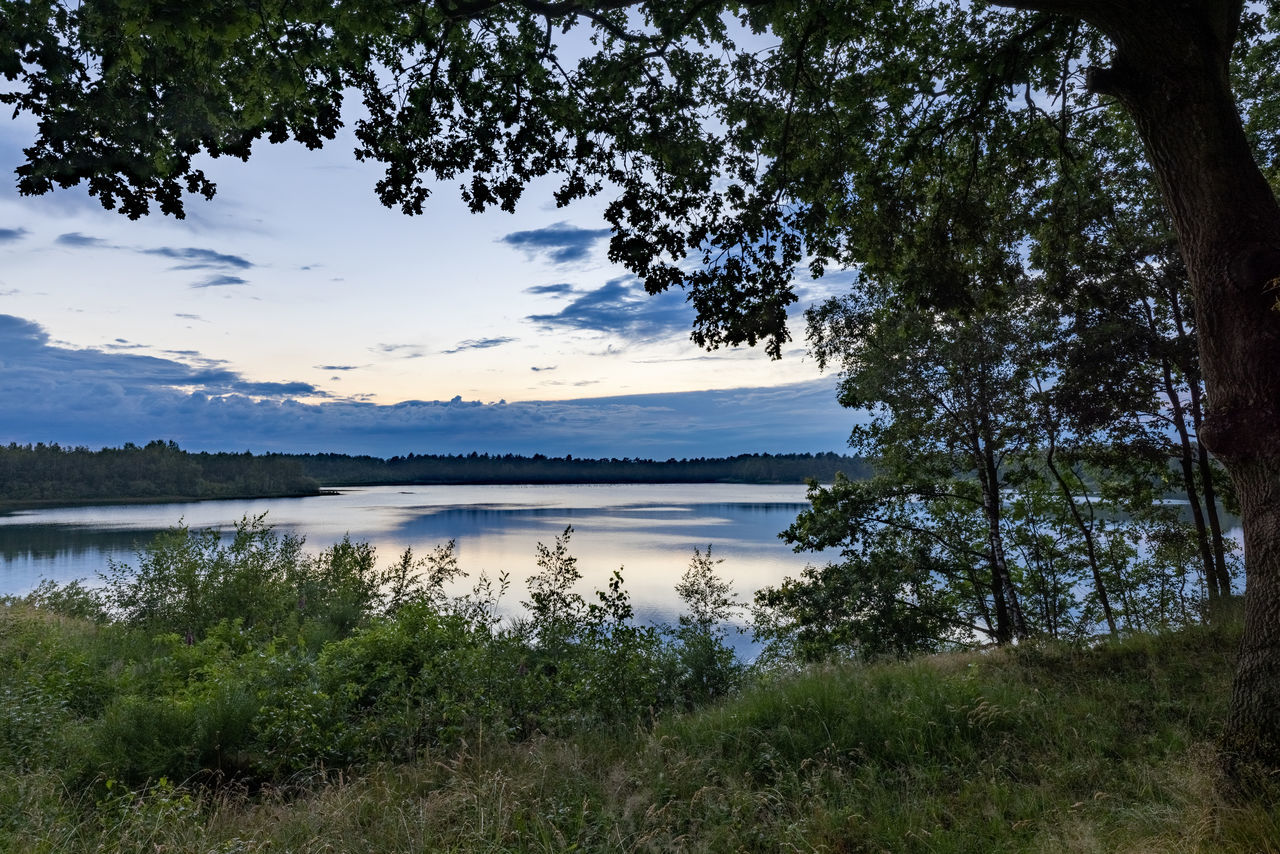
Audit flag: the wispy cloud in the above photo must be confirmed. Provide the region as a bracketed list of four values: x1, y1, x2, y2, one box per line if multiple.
[374, 343, 425, 359]
[442, 336, 516, 355]
[526, 276, 693, 342]
[525, 283, 575, 297]
[542, 379, 601, 388]
[234, 380, 321, 396]
[530, 365, 557, 372]
[501, 222, 610, 265]
[191, 275, 249, 289]
[49, 236, 257, 286]
[0, 227, 28, 244]
[631, 354, 741, 365]
[174, 313, 206, 322]
[55, 232, 110, 248]
[144, 246, 253, 270]
[316, 364, 360, 371]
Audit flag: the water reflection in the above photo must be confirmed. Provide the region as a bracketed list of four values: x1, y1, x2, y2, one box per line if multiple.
[0, 523, 166, 561]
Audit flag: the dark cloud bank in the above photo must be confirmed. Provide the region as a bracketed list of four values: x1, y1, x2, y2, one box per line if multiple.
[0, 314, 853, 457]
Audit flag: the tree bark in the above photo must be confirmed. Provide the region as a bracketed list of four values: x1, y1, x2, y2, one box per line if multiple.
[1080, 1, 1280, 779]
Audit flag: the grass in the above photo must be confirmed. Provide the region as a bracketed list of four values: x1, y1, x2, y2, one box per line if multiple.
[4, 612, 1277, 853]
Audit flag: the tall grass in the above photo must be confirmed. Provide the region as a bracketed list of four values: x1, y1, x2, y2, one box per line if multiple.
[2, 518, 1275, 851]
[4, 616, 1276, 852]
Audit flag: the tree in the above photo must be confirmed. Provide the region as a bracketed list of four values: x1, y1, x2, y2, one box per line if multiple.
[806, 279, 1046, 645]
[4, 0, 1280, 781]
[1031, 103, 1240, 613]
[792, 271, 1214, 648]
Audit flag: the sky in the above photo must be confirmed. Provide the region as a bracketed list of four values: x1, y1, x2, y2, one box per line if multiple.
[0, 109, 857, 458]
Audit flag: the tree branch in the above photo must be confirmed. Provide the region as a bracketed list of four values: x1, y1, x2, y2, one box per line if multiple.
[436, 0, 650, 43]
[985, 0, 1117, 15]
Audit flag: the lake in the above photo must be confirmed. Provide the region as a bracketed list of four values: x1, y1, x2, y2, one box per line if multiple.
[0, 483, 826, 652]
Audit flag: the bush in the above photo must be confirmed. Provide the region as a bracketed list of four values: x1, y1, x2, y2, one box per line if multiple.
[673, 546, 743, 706]
[97, 516, 434, 648]
[3, 520, 756, 792]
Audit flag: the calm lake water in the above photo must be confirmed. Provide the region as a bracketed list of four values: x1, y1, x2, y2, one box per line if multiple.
[0, 484, 825, 650]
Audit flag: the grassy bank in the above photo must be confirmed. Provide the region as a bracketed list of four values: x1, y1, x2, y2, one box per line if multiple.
[4, 610, 1276, 853]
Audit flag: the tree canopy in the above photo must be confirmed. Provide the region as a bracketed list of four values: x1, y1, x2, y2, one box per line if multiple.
[7, 0, 1280, 781]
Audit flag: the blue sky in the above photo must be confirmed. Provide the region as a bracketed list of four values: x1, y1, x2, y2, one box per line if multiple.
[0, 114, 856, 458]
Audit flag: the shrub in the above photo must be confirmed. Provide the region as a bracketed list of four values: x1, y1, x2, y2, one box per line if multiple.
[673, 546, 743, 706]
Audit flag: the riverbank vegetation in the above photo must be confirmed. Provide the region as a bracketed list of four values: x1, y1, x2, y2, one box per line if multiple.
[2, 517, 1275, 852]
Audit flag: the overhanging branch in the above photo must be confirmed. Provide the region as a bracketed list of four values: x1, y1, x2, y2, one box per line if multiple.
[436, 0, 650, 43]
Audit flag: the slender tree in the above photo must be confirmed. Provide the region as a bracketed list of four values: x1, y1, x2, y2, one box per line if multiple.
[805, 280, 1048, 644]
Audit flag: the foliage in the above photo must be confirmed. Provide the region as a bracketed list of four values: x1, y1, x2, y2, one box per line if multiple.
[766, 255, 1240, 655]
[0, 517, 743, 789]
[11, 1, 1263, 356]
[4, 0, 1278, 778]
[753, 540, 959, 664]
[0, 440, 318, 508]
[1, 576, 108, 622]
[4, 617, 1274, 853]
[671, 547, 743, 705]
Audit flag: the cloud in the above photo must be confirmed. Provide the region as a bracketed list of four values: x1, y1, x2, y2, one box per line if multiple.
[374, 343, 425, 359]
[525, 283, 575, 296]
[55, 232, 109, 248]
[48, 234, 253, 272]
[234, 380, 324, 397]
[0, 227, 28, 244]
[500, 222, 610, 264]
[526, 276, 694, 341]
[174, 313, 206, 322]
[0, 314, 855, 457]
[0, 314, 319, 403]
[795, 268, 858, 303]
[543, 379, 600, 387]
[144, 246, 253, 270]
[632, 354, 738, 364]
[316, 364, 360, 371]
[40, 234, 258, 289]
[530, 365, 557, 372]
[191, 275, 249, 289]
[442, 336, 517, 355]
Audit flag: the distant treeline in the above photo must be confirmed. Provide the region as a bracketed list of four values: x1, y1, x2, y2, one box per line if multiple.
[0, 443, 868, 510]
[276, 451, 870, 486]
[0, 441, 320, 507]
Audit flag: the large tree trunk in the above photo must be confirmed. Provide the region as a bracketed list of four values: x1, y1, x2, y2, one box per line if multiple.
[1083, 2, 1280, 780]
